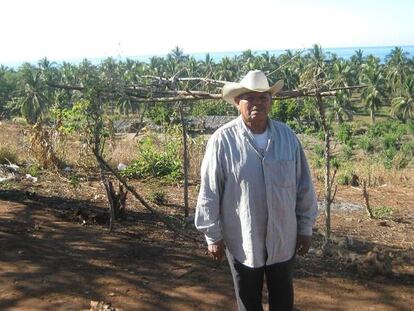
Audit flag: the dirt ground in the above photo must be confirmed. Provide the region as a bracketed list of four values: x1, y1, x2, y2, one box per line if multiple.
[0, 170, 413, 311]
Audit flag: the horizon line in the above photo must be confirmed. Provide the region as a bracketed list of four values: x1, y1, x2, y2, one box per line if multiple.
[3, 44, 414, 68]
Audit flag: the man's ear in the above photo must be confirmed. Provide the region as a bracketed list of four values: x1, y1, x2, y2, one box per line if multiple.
[234, 97, 240, 106]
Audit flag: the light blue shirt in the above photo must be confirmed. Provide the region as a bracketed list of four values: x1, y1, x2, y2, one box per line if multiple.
[195, 116, 318, 267]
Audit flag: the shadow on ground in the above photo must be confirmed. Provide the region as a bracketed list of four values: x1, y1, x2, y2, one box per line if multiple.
[0, 189, 413, 310]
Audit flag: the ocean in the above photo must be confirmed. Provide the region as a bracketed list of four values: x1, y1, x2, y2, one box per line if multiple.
[189, 46, 414, 62]
[4, 46, 414, 68]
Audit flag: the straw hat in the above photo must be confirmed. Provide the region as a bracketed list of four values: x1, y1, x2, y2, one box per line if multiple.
[222, 70, 284, 106]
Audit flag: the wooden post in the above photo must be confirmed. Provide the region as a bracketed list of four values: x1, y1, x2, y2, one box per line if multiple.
[94, 94, 116, 231]
[315, 92, 332, 243]
[362, 180, 374, 218]
[179, 102, 189, 218]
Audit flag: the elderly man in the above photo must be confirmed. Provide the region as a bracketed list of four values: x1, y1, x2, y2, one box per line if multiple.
[195, 70, 318, 311]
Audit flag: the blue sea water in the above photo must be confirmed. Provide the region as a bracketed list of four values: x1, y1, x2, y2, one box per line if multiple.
[4, 46, 414, 68]
[186, 46, 414, 63]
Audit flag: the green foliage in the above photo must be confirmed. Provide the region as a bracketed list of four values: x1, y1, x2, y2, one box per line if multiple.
[381, 147, 398, 169]
[336, 173, 350, 185]
[286, 120, 305, 133]
[121, 135, 183, 182]
[358, 136, 376, 153]
[339, 145, 353, 161]
[26, 163, 41, 177]
[336, 123, 353, 146]
[313, 144, 325, 158]
[270, 99, 299, 123]
[51, 100, 90, 134]
[331, 156, 340, 170]
[381, 133, 399, 150]
[191, 100, 237, 117]
[367, 119, 407, 139]
[68, 172, 81, 189]
[391, 142, 414, 169]
[372, 205, 394, 219]
[146, 104, 175, 125]
[149, 189, 167, 205]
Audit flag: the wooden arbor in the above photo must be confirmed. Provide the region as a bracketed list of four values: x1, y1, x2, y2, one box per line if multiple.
[49, 75, 365, 242]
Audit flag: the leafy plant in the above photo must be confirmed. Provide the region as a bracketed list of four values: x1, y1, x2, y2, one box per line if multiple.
[372, 205, 394, 219]
[26, 163, 41, 177]
[149, 189, 167, 205]
[336, 123, 353, 146]
[339, 145, 353, 161]
[336, 173, 350, 185]
[358, 136, 376, 154]
[68, 172, 81, 189]
[121, 135, 183, 182]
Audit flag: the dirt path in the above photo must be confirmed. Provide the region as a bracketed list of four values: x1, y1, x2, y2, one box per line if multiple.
[0, 189, 413, 310]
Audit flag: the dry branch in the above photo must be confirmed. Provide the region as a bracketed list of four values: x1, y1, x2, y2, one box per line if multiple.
[48, 81, 367, 103]
[93, 152, 199, 242]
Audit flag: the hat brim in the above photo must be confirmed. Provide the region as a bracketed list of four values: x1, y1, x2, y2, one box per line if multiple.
[222, 80, 284, 106]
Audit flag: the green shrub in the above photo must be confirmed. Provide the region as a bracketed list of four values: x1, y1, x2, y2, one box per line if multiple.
[340, 145, 353, 161]
[408, 120, 414, 135]
[358, 136, 376, 154]
[382, 133, 399, 150]
[313, 144, 324, 158]
[270, 99, 299, 123]
[367, 119, 407, 139]
[331, 156, 340, 170]
[121, 135, 183, 182]
[391, 142, 414, 169]
[336, 123, 353, 146]
[26, 163, 41, 177]
[286, 120, 304, 133]
[337, 173, 350, 185]
[372, 205, 394, 219]
[68, 172, 81, 189]
[149, 189, 167, 205]
[382, 147, 397, 169]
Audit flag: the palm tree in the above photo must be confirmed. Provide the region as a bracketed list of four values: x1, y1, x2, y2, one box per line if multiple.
[391, 75, 414, 121]
[16, 64, 49, 124]
[330, 59, 351, 88]
[349, 49, 366, 85]
[300, 44, 327, 88]
[359, 56, 385, 124]
[385, 47, 408, 96]
[328, 91, 353, 123]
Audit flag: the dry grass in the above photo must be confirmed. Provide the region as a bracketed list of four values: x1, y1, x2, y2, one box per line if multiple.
[1, 121, 412, 190]
[105, 133, 139, 167]
[0, 121, 29, 164]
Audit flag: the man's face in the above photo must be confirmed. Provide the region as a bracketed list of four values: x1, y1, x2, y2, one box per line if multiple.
[235, 91, 272, 128]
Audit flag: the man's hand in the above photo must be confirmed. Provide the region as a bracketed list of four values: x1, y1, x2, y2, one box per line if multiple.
[208, 240, 225, 261]
[296, 234, 312, 256]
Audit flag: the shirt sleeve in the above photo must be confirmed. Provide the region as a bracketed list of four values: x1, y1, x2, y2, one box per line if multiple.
[295, 138, 318, 236]
[194, 134, 224, 245]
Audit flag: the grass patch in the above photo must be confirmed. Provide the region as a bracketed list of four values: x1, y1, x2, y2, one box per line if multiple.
[372, 205, 394, 219]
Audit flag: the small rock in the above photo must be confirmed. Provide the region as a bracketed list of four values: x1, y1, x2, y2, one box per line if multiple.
[25, 174, 38, 182]
[117, 163, 127, 171]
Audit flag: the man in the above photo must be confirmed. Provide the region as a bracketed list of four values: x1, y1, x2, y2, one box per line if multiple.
[195, 70, 318, 311]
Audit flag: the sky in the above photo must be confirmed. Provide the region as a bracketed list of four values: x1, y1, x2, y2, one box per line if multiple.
[1, 0, 414, 63]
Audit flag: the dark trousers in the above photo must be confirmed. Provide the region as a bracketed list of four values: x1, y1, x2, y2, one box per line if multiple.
[226, 250, 294, 311]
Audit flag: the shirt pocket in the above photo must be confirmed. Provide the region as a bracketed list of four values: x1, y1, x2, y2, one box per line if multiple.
[268, 160, 296, 188]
